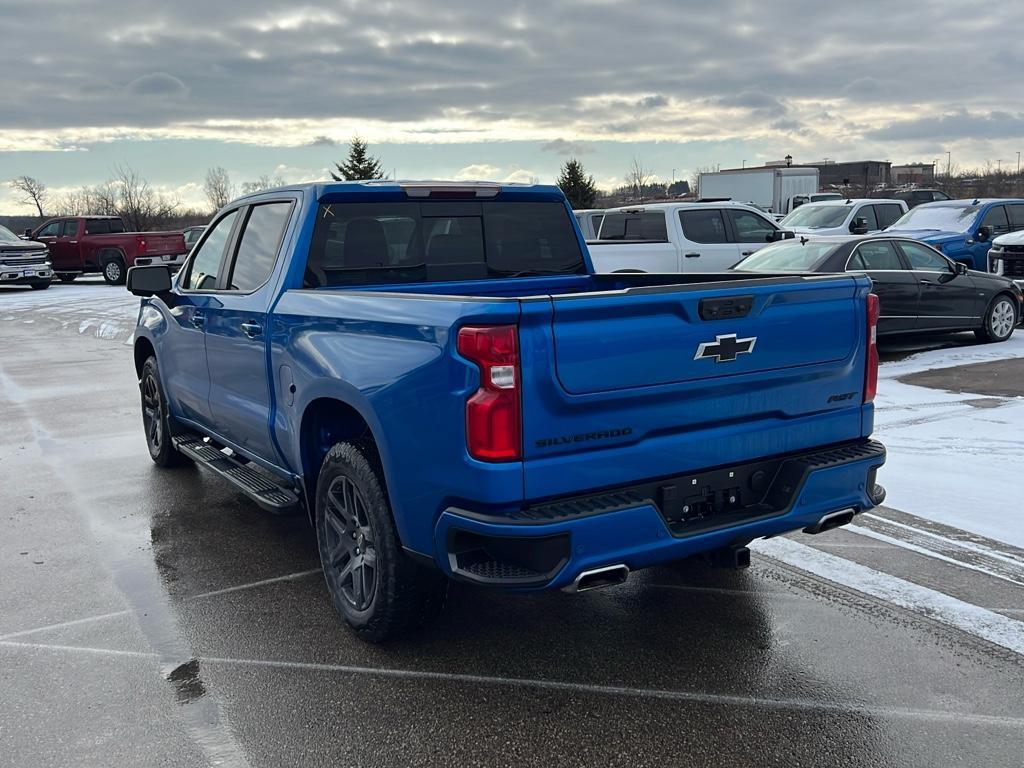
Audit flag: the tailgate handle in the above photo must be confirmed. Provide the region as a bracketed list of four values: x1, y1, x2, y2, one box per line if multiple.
[699, 295, 753, 321]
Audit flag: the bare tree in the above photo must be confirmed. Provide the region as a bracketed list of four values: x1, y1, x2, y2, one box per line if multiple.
[628, 157, 654, 199]
[203, 166, 235, 211]
[690, 165, 716, 196]
[240, 174, 287, 195]
[112, 165, 179, 230]
[8, 176, 48, 216]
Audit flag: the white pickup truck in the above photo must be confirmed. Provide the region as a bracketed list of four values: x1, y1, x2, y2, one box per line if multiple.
[587, 201, 787, 272]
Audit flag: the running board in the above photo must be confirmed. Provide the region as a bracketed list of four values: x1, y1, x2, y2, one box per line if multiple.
[173, 433, 301, 513]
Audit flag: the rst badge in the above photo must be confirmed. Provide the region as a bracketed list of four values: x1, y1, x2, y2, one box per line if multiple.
[694, 333, 757, 363]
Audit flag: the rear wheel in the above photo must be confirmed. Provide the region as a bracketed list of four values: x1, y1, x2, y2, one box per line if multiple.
[315, 442, 447, 642]
[102, 256, 126, 285]
[140, 356, 187, 467]
[975, 295, 1017, 343]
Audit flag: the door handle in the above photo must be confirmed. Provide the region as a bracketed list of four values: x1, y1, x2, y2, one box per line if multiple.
[241, 321, 263, 338]
[684, 252, 701, 258]
[190, 311, 205, 329]
[741, 250, 753, 256]
[919, 279, 933, 285]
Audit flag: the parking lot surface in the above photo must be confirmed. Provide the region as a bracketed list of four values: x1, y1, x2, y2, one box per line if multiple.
[2, 280, 1023, 767]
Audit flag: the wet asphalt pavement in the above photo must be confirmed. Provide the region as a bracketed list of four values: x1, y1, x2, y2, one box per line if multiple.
[2, 280, 1023, 768]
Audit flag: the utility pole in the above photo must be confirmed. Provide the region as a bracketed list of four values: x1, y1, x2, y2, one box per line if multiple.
[946, 151, 951, 177]
[1017, 151, 1021, 175]
[742, 159, 746, 169]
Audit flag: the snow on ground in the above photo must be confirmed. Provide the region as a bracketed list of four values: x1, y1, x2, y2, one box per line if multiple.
[0, 279, 140, 343]
[872, 335, 1024, 549]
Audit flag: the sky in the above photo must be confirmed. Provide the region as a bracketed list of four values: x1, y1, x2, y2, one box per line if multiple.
[2, 0, 1024, 213]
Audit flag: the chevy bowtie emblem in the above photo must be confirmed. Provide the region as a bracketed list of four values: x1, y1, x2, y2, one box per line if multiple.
[694, 333, 757, 363]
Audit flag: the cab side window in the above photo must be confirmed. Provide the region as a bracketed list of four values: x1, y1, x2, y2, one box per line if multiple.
[856, 205, 879, 231]
[981, 206, 1010, 237]
[679, 209, 729, 243]
[900, 241, 949, 272]
[225, 202, 293, 292]
[60, 220, 78, 237]
[728, 209, 777, 243]
[875, 204, 903, 229]
[183, 210, 239, 290]
[1007, 204, 1024, 232]
[37, 221, 62, 238]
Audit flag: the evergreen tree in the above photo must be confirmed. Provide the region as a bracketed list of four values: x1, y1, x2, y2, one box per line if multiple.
[556, 158, 598, 208]
[331, 137, 387, 181]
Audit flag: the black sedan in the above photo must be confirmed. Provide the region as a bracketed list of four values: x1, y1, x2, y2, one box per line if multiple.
[733, 235, 1023, 342]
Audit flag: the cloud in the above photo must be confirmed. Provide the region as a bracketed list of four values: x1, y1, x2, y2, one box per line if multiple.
[124, 73, 188, 98]
[715, 91, 786, 117]
[635, 95, 668, 110]
[540, 138, 595, 155]
[866, 110, 1024, 142]
[455, 164, 501, 179]
[308, 135, 338, 147]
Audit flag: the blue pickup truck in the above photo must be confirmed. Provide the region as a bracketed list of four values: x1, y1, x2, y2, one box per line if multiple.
[885, 198, 1024, 270]
[127, 181, 886, 642]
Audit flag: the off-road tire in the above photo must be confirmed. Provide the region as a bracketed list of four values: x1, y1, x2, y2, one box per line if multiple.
[315, 442, 447, 642]
[140, 356, 188, 467]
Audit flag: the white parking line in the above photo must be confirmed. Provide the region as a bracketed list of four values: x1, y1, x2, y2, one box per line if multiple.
[1, 638, 1021, 728]
[0, 568, 321, 642]
[846, 524, 1024, 587]
[756, 537, 1024, 656]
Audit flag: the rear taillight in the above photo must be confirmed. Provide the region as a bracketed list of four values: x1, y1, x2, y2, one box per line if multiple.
[138, 237, 147, 253]
[864, 293, 879, 404]
[457, 325, 522, 461]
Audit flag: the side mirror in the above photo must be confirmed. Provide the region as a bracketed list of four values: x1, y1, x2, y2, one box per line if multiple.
[850, 217, 869, 235]
[954, 262, 968, 276]
[126, 265, 172, 297]
[766, 230, 782, 242]
[977, 225, 991, 242]
[23, 228, 33, 238]
[782, 230, 796, 240]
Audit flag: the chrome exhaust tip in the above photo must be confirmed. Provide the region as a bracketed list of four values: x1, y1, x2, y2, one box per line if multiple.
[563, 564, 630, 593]
[803, 507, 856, 535]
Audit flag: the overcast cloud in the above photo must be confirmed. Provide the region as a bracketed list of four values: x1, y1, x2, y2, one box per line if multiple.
[2, 0, 1024, 210]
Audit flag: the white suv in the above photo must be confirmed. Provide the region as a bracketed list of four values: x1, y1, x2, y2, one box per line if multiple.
[779, 198, 908, 236]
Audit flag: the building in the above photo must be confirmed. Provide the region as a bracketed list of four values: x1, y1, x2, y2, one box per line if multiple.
[891, 163, 936, 185]
[805, 160, 891, 192]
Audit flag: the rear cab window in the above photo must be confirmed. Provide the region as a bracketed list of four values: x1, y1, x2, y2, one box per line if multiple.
[304, 201, 585, 288]
[679, 209, 728, 243]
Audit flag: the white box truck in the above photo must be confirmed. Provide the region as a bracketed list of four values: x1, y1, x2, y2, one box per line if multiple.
[697, 167, 839, 217]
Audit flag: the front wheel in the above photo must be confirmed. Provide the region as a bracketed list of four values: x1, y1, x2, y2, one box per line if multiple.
[140, 356, 188, 467]
[975, 295, 1017, 343]
[57, 273, 77, 283]
[315, 442, 447, 642]
[30, 281, 51, 290]
[102, 257, 126, 285]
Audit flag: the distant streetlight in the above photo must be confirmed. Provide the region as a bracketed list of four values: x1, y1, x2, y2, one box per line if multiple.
[785, 154, 793, 167]
[1017, 151, 1021, 175]
[742, 159, 746, 168]
[946, 151, 951, 177]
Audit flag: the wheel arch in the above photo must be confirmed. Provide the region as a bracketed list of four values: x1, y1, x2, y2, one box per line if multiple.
[133, 336, 156, 378]
[97, 247, 127, 266]
[298, 397, 383, 523]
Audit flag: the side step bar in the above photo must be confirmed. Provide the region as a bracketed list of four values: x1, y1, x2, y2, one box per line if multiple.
[173, 433, 301, 514]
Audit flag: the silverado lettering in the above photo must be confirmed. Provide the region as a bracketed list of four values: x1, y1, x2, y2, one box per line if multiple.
[535, 428, 633, 448]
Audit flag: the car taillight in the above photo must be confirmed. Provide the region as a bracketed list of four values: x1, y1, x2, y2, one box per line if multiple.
[457, 325, 522, 461]
[138, 237, 147, 253]
[864, 293, 879, 404]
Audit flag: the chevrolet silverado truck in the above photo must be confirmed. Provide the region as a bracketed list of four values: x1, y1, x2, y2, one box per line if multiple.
[29, 215, 188, 285]
[0, 224, 52, 289]
[126, 180, 886, 642]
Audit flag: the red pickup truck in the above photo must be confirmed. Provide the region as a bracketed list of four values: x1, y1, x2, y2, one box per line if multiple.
[28, 216, 188, 285]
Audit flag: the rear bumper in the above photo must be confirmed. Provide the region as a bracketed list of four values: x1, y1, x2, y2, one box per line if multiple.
[434, 439, 885, 590]
[134, 253, 187, 268]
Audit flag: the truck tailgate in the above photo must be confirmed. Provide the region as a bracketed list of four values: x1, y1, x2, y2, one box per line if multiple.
[519, 275, 870, 499]
[140, 232, 186, 255]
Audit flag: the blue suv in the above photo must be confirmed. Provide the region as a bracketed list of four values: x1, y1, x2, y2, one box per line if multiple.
[885, 198, 1024, 271]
